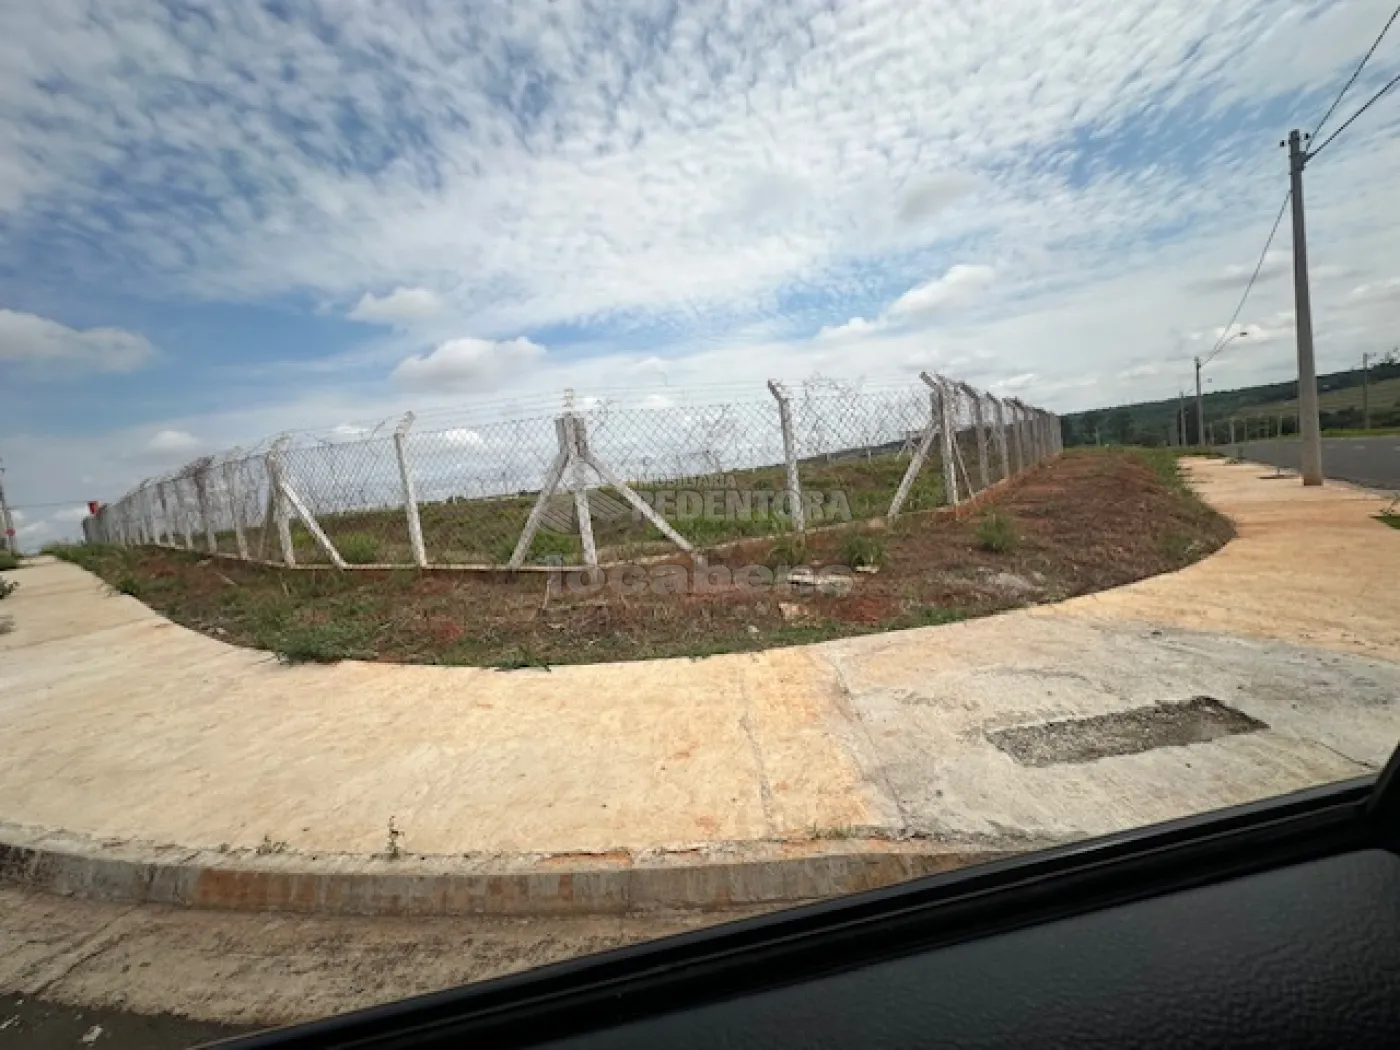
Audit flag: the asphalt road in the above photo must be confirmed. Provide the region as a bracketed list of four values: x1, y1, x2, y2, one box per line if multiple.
[0, 994, 255, 1049]
[1224, 437, 1400, 489]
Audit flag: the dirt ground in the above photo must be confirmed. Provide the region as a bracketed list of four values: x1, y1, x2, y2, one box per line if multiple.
[54, 450, 1232, 666]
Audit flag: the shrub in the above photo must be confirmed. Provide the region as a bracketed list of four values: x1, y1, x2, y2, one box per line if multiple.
[976, 510, 1019, 554]
[337, 533, 383, 566]
[766, 534, 808, 568]
[0, 575, 17, 600]
[0, 552, 18, 571]
[839, 531, 887, 568]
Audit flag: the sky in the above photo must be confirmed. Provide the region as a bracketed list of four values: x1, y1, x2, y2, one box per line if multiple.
[2, 0, 1400, 547]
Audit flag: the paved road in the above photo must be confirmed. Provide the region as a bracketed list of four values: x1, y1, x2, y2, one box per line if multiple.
[1225, 436, 1400, 489]
[0, 993, 253, 1049]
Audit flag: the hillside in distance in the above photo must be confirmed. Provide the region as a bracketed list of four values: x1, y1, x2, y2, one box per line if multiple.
[1063, 353, 1400, 446]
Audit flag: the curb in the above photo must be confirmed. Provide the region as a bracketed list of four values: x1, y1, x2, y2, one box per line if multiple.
[0, 822, 1013, 917]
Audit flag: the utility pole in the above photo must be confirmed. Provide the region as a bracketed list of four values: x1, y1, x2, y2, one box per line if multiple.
[1362, 352, 1371, 430]
[1178, 390, 1187, 448]
[1286, 129, 1323, 485]
[0, 458, 16, 556]
[1194, 356, 1205, 447]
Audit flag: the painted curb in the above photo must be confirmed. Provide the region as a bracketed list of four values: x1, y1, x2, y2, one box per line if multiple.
[0, 822, 1015, 917]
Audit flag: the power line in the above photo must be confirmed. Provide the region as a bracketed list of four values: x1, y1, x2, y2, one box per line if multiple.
[1309, 68, 1400, 158]
[1203, 190, 1292, 366]
[1309, 3, 1400, 137]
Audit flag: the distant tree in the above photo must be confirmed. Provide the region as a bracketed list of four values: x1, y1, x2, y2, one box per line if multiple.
[1105, 409, 1133, 444]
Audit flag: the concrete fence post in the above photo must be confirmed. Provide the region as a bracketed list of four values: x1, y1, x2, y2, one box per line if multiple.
[265, 440, 295, 567]
[768, 380, 805, 534]
[222, 454, 249, 560]
[1008, 401, 1026, 474]
[192, 459, 217, 553]
[509, 417, 573, 569]
[990, 397, 1011, 481]
[921, 372, 959, 506]
[965, 384, 989, 492]
[392, 413, 428, 568]
[568, 414, 599, 568]
[888, 383, 941, 520]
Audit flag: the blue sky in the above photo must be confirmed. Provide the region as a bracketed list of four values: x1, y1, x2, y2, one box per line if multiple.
[3, 0, 1400, 545]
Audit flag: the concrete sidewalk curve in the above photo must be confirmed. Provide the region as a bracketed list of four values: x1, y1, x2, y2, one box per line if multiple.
[1, 458, 1398, 914]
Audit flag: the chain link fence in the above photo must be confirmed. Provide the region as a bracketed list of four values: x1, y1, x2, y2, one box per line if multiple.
[91, 373, 1062, 569]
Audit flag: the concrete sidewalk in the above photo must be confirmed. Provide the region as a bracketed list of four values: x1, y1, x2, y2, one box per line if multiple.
[1, 458, 1397, 914]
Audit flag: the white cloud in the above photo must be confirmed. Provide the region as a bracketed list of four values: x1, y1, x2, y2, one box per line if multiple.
[348, 287, 443, 326]
[49, 505, 90, 522]
[438, 428, 486, 449]
[817, 316, 882, 341]
[146, 429, 201, 454]
[1349, 278, 1400, 304]
[0, 309, 154, 376]
[640, 393, 675, 409]
[392, 337, 546, 391]
[887, 266, 997, 321]
[331, 423, 370, 438]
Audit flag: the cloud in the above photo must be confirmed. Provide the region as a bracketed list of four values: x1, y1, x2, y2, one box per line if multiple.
[0, 309, 154, 376]
[640, 393, 675, 409]
[392, 337, 546, 391]
[887, 266, 997, 321]
[1349, 278, 1400, 304]
[1188, 250, 1292, 292]
[348, 287, 443, 326]
[146, 429, 201, 454]
[438, 428, 486, 449]
[49, 505, 91, 522]
[331, 423, 370, 438]
[817, 316, 882, 341]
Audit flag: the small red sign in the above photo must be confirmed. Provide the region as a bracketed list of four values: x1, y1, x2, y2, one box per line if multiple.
[88, 501, 100, 515]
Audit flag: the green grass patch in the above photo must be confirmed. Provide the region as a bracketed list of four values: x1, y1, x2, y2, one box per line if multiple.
[976, 510, 1019, 553]
[1377, 515, 1400, 531]
[839, 531, 887, 569]
[0, 552, 19, 571]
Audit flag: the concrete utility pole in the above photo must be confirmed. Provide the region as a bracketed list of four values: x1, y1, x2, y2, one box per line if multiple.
[1178, 390, 1187, 448]
[1286, 129, 1324, 485]
[0, 458, 16, 556]
[1362, 352, 1371, 430]
[1194, 356, 1205, 446]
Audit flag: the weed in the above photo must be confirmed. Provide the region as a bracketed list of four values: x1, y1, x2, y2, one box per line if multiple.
[839, 531, 887, 568]
[765, 534, 808, 568]
[976, 510, 1019, 553]
[1159, 532, 1201, 563]
[255, 834, 289, 855]
[384, 817, 404, 860]
[915, 605, 968, 626]
[0, 552, 19, 571]
[337, 533, 383, 565]
[0, 576, 16, 601]
[1379, 515, 1400, 531]
[0, 615, 13, 634]
[270, 622, 372, 664]
[810, 823, 864, 840]
[109, 575, 143, 598]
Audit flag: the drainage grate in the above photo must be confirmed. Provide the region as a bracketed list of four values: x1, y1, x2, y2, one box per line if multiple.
[987, 696, 1267, 767]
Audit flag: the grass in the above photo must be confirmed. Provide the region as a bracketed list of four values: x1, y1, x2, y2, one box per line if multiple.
[53, 450, 1232, 667]
[976, 510, 1019, 553]
[839, 531, 887, 569]
[0, 552, 19, 571]
[337, 533, 383, 565]
[1378, 515, 1400, 531]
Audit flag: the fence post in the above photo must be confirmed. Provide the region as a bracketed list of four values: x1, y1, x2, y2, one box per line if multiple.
[922, 373, 959, 506]
[768, 380, 805, 534]
[990, 397, 1011, 481]
[392, 413, 428, 568]
[568, 413, 598, 567]
[1008, 401, 1026, 473]
[965, 383, 989, 492]
[222, 454, 249, 560]
[192, 458, 217, 553]
[266, 440, 295, 567]
[509, 417, 573, 569]
[888, 384, 941, 520]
